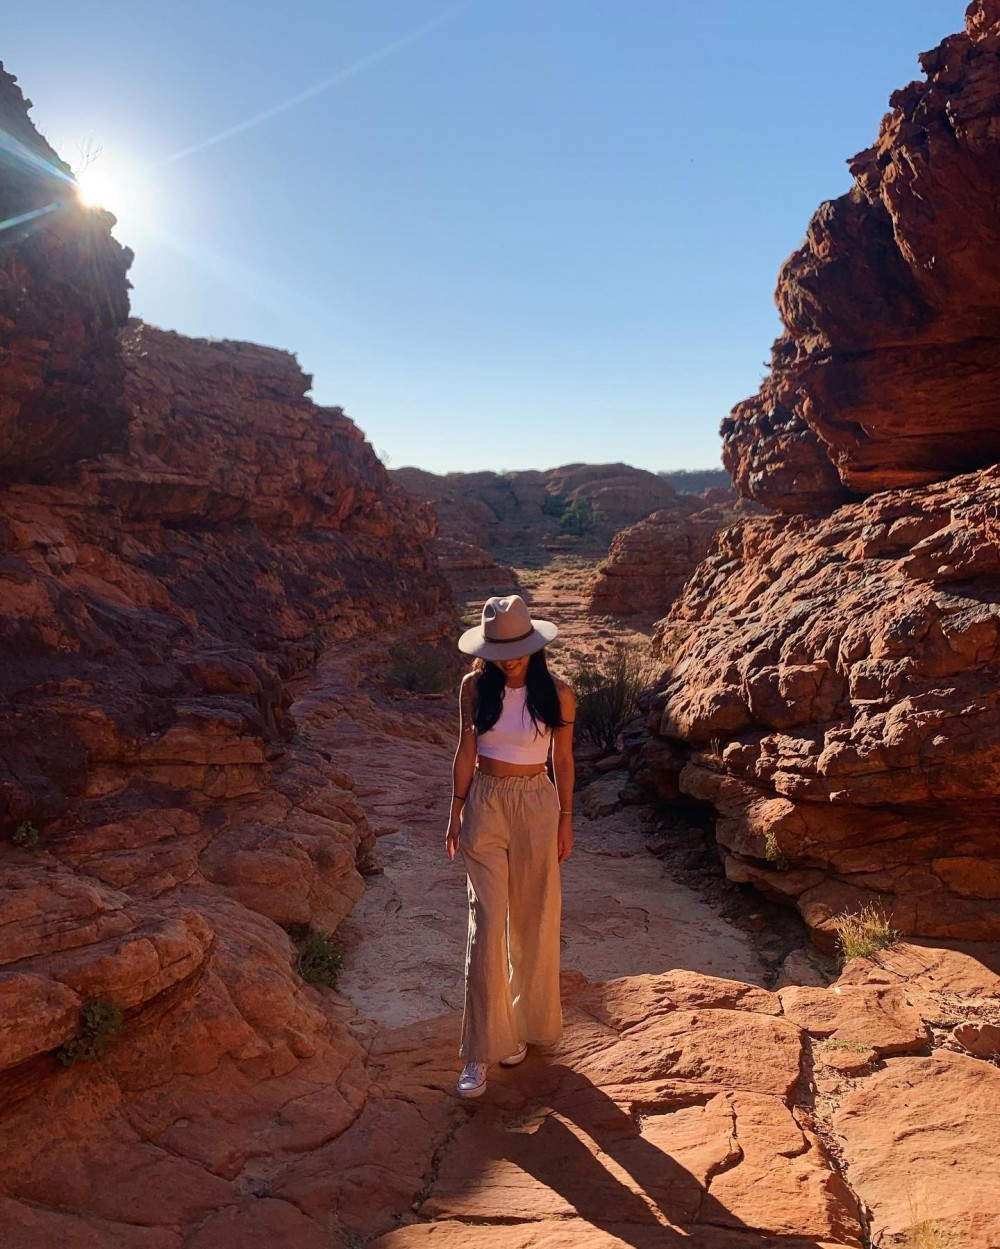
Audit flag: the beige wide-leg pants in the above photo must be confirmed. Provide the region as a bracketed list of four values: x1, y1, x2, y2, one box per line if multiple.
[459, 770, 563, 1063]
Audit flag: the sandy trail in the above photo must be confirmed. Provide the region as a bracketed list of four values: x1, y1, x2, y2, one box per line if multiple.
[296, 562, 766, 1033]
[283, 564, 1000, 1248]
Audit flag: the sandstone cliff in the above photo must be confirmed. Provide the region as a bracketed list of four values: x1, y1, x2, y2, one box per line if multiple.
[724, 0, 1000, 512]
[0, 65, 132, 478]
[0, 64, 451, 1245]
[641, 466, 1000, 948]
[636, 0, 1000, 946]
[588, 495, 763, 618]
[394, 462, 674, 554]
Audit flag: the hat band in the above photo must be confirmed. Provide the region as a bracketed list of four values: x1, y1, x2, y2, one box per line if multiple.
[483, 625, 535, 645]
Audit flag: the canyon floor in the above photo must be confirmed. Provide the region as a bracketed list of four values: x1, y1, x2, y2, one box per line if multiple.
[285, 556, 1000, 1249]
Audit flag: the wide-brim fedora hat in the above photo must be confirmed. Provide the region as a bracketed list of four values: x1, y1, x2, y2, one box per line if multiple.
[458, 594, 557, 660]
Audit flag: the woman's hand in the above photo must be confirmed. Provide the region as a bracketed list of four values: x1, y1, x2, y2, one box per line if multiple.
[557, 811, 573, 864]
[446, 812, 462, 861]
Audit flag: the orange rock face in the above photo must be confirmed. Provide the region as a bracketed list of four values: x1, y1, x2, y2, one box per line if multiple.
[0, 315, 450, 1234]
[630, 2, 1000, 944]
[724, 0, 1000, 512]
[0, 66, 132, 480]
[637, 465, 1000, 945]
[0, 69, 452, 1245]
[588, 494, 763, 618]
[392, 462, 684, 556]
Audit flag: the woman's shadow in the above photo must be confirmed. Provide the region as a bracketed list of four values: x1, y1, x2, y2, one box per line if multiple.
[451, 1064, 834, 1249]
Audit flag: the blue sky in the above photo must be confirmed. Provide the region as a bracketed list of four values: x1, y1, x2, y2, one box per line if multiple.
[6, 0, 963, 474]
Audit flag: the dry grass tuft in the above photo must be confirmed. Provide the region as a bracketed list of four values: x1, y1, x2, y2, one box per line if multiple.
[905, 1218, 948, 1248]
[834, 903, 900, 965]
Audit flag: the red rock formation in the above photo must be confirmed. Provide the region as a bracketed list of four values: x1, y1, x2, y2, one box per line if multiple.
[0, 65, 132, 479]
[637, 464, 1000, 947]
[0, 72, 453, 1243]
[724, 0, 1000, 512]
[0, 316, 451, 1236]
[392, 462, 682, 559]
[588, 495, 763, 618]
[631, 2, 1000, 945]
[2, 321, 445, 830]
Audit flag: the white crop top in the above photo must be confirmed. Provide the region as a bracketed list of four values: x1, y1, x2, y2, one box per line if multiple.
[476, 685, 552, 765]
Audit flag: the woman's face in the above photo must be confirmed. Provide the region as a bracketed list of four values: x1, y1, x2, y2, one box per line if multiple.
[494, 653, 531, 684]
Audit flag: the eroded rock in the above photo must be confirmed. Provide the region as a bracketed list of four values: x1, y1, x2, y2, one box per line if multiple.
[640, 465, 1000, 943]
[724, 0, 1000, 510]
[588, 496, 764, 618]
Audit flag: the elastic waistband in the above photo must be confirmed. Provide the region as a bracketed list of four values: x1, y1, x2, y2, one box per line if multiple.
[472, 769, 551, 792]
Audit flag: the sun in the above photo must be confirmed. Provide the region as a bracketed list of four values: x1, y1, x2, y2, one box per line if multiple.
[71, 152, 149, 236]
[74, 163, 122, 211]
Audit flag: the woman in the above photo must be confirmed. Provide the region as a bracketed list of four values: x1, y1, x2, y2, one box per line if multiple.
[446, 593, 575, 1099]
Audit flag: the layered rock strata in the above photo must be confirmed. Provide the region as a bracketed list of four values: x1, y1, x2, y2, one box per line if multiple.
[392, 463, 683, 566]
[635, 1, 1000, 944]
[724, 0, 1000, 512]
[0, 66, 452, 1245]
[0, 65, 132, 478]
[588, 496, 762, 618]
[638, 465, 1000, 946]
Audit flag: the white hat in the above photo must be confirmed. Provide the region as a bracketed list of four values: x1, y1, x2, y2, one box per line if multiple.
[457, 594, 558, 659]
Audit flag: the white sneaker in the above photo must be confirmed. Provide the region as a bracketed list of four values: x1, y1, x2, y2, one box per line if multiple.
[456, 1061, 488, 1098]
[499, 1042, 528, 1068]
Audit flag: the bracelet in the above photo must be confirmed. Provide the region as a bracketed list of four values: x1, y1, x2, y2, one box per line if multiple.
[452, 794, 467, 803]
[559, 809, 573, 815]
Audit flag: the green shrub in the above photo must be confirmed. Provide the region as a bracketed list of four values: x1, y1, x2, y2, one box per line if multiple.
[296, 928, 343, 988]
[571, 642, 655, 752]
[55, 1000, 125, 1066]
[12, 820, 40, 848]
[834, 904, 900, 965]
[386, 640, 455, 694]
[560, 496, 602, 536]
[542, 491, 568, 518]
[763, 828, 789, 871]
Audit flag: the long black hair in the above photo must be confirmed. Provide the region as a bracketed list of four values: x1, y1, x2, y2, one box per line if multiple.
[472, 650, 566, 735]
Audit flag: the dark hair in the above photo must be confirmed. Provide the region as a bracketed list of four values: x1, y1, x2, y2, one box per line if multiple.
[472, 650, 566, 735]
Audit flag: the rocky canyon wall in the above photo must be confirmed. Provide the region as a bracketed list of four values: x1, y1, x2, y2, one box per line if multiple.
[587, 493, 763, 618]
[0, 65, 132, 477]
[637, 0, 1000, 946]
[724, 0, 1000, 513]
[393, 462, 685, 592]
[0, 64, 450, 1245]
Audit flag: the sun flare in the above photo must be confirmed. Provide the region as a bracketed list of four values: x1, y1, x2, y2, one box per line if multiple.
[74, 164, 122, 211]
[70, 152, 149, 236]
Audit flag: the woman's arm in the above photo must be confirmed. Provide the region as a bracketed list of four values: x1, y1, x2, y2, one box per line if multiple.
[446, 674, 477, 861]
[552, 682, 576, 864]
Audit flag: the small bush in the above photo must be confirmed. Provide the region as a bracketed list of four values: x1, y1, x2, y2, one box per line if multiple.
[386, 640, 455, 694]
[571, 642, 655, 753]
[12, 820, 40, 848]
[762, 828, 790, 871]
[56, 1000, 125, 1066]
[834, 904, 900, 965]
[542, 491, 568, 518]
[560, 496, 602, 536]
[296, 928, 343, 988]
